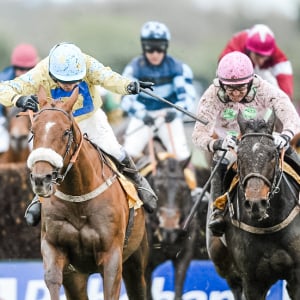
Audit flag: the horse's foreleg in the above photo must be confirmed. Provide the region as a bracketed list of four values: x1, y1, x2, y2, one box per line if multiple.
[122, 231, 148, 300]
[63, 270, 89, 300]
[101, 248, 123, 300]
[41, 239, 68, 300]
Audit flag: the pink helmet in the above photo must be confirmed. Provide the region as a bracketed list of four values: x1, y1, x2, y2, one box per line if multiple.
[11, 43, 39, 68]
[217, 51, 254, 85]
[246, 24, 275, 56]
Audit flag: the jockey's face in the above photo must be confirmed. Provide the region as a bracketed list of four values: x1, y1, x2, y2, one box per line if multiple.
[144, 50, 165, 66]
[249, 52, 270, 67]
[56, 81, 81, 92]
[223, 83, 249, 102]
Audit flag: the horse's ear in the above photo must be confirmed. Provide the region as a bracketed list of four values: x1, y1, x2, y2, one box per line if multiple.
[63, 87, 79, 113]
[237, 110, 247, 134]
[180, 155, 191, 170]
[264, 108, 276, 134]
[37, 85, 48, 108]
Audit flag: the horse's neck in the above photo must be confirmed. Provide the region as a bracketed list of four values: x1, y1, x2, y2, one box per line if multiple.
[59, 141, 108, 194]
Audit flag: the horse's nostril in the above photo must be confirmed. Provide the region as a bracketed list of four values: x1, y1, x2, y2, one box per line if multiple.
[244, 200, 251, 209]
[261, 199, 268, 208]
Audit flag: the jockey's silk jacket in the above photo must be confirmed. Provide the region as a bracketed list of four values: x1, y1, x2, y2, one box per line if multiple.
[219, 29, 294, 99]
[192, 75, 300, 152]
[121, 54, 196, 119]
[0, 54, 131, 122]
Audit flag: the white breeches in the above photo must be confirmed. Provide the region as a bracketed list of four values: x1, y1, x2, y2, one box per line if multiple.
[78, 109, 125, 161]
[123, 112, 190, 161]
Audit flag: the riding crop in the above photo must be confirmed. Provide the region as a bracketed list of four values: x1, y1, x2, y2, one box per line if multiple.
[182, 150, 227, 231]
[140, 87, 208, 125]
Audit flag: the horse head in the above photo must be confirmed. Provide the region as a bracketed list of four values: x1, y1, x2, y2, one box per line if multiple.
[236, 109, 280, 221]
[7, 107, 31, 153]
[150, 153, 192, 245]
[27, 86, 80, 197]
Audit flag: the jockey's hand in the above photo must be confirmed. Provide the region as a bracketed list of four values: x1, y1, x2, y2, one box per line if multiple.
[164, 111, 177, 123]
[16, 95, 39, 112]
[273, 133, 291, 149]
[212, 135, 237, 152]
[142, 114, 155, 126]
[127, 81, 154, 94]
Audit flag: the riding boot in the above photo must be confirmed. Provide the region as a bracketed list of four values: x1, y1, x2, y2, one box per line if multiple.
[208, 207, 226, 237]
[120, 154, 158, 213]
[24, 195, 41, 226]
[208, 158, 228, 236]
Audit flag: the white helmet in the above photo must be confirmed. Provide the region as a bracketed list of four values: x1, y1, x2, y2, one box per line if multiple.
[140, 21, 171, 41]
[49, 42, 86, 82]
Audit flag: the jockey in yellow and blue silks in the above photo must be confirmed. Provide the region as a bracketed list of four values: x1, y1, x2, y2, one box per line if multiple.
[0, 42, 158, 226]
[121, 21, 196, 161]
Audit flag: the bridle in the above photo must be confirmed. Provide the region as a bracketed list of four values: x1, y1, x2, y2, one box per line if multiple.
[237, 132, 283, 201]
[30, 107, 83, 184]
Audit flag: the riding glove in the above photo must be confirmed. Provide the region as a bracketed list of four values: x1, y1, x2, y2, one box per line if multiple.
[164, 111, 177, 123]
[16, 95, 39, 112]
[127, 81, 154, 94]
[273, 133, 291, 149]
[211, 135, 237, 152]
[142, 114, 155, 126]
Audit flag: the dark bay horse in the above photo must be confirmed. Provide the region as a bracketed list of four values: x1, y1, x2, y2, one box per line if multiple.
[207, 110, 300, 300]
[26, 87, 148, 300]
[0, 107, 31, 163]
[144, 151, 208, 300]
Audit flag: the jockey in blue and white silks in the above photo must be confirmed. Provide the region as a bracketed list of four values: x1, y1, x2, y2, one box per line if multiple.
[121, 21, 196, 161]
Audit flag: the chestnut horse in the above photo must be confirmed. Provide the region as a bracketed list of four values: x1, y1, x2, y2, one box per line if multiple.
[0, 107, 31, 163]
[26, 87, 148, 300]
[207, 110, 300, 300]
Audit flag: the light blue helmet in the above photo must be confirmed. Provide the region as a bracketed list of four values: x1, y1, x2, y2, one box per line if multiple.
[49, 42, 86, 82]
[140, 21, 171, 41]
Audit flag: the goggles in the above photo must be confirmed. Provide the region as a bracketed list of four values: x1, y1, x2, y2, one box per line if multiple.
[223, 83, 249, 92]
[13, 66, 33, 71]
[142, 40, 168, 54]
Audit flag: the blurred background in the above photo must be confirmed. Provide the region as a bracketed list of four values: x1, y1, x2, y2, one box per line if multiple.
[0, 0, 300, 106]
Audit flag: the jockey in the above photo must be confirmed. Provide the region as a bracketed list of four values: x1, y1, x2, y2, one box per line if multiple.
[219, 24, 294, 100]
[0, 43, 39, 153]
[192, 51, 300, 236]
[121, 21, 196, 161]
[0, 42, 157, 226]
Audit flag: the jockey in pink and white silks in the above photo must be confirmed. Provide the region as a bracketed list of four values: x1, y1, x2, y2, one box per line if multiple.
[219, 24, 294, 100]
[121, 21, 196, 161]
[192, 51, 300, 237]
[0, 42, 158, 226]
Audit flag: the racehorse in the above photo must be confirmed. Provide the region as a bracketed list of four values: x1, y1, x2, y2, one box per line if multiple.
[143, 151, 208, 300]
[26, 86, 148, 300]
[0, 107, 31, 163]
[207, 109, 300, 300]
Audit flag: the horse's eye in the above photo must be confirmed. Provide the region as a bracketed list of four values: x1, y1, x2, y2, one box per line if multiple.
[63, 129, 71, 137]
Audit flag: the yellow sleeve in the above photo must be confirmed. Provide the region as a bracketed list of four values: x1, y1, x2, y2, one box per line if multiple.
[0, 58, 50, 106]
[85, 55, 131, 95]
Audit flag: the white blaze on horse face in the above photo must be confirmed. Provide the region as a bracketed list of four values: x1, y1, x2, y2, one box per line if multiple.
[252, 143, 260, 153]
[45, 121, 56, 133]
